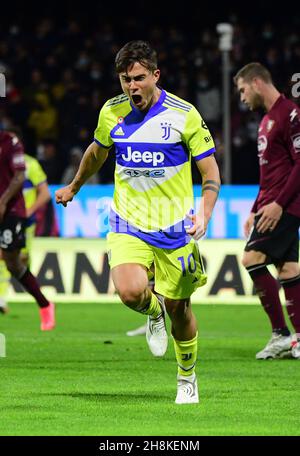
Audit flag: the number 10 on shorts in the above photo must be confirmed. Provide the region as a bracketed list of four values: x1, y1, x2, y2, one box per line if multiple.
[177, 254, 197, 276]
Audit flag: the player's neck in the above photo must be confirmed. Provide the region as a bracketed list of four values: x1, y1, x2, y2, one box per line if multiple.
[263, 86, 281, 112]
[149, 87, 162, 110]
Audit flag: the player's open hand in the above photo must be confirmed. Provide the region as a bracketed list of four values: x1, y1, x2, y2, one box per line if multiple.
[256, 202, 283, 233]
[185, 212, 207, 240]
[55, 185, 76, 207]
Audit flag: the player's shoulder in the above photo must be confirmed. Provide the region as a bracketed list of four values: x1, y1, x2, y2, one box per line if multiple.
[105, 93, 130, 109]
[273, 98, 300, 133]
[163, 91, 194, 113]
[25, 154, 46, 183]
[277, 96, 300, 119]
[24, 153, 34, 164]
[24, 154, 39, 170]
[0, 130, 22, 148]
[281, 96, 299, 108]
[0, 130, 15, 142]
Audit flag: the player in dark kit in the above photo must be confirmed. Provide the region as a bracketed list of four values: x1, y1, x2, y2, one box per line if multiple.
[0, 130, 55, 330]
[234, 63, 300, 359]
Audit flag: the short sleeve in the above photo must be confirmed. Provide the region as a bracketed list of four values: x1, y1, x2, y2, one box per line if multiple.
[10, 134, 26, 171]
[94, 104, 114, 149]
[29, 158, 47, 186]
[182, 107, 216, 161]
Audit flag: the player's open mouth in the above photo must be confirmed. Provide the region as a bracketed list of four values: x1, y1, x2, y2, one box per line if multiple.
[132, 94, 142, 105]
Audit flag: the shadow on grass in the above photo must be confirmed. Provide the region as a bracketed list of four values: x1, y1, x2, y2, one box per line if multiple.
[39, 392, 166, 401]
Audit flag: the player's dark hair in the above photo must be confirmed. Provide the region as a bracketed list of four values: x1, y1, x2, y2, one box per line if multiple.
[115, 40, 157, 73]
[233, 62, 272, 85]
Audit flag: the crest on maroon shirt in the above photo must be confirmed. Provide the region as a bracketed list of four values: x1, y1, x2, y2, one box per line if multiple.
[292, 134, 300, 153]
[258, 135, 268, 152]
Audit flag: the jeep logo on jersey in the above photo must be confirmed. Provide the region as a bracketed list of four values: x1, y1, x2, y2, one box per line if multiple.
[258, 135, 268, 152]
[121, 146, 164, 166]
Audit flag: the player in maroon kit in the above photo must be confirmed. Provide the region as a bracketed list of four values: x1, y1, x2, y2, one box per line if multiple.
[234, 63, 300, 360]
[0, 130, 55, 330]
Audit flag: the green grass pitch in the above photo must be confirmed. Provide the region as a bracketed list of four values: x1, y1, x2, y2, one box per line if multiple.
[0, 302, 300, 436]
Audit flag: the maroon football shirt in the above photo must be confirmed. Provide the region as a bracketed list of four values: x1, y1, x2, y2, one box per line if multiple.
[252, 95, 300, 218]
[0, 131, 26, 218]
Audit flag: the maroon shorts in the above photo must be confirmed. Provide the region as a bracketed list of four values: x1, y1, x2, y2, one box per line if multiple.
[245, 211, 300, 264]
[0, 216, 26, 251]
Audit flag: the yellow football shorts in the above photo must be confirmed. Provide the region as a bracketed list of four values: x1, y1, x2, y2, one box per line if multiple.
[21, 224, 35, 262]
[107, 232, 207, 300]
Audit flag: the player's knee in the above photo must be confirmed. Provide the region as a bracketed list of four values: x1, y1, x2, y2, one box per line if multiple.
[242, 251, 265, 268]
[278, 262, 300, 280]
[165, 299, 191, 322]
[5, 260, 23, 278]
[19, 252, 29, 268]
[241, 255, 251, 268]
[118, 286, 146, 308]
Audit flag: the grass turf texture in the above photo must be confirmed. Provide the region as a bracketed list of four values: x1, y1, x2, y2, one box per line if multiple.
[0, 302, 299, 436]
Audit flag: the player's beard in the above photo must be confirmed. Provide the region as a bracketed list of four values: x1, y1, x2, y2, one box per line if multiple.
[250, 93, 264, 110]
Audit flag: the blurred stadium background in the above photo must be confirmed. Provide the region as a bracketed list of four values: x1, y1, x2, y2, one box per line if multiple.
[1, 1, 299, 304]
[1, 1, 300, 437]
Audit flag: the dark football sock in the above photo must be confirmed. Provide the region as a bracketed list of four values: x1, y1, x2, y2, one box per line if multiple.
[280, 275, 300, 335]
[273, 327, 291, 336]
[18, 268, 50, 308]
[246, 264, 289, 332]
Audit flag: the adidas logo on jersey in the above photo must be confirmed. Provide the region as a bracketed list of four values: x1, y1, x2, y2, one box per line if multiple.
[115, 127, 125, 136]
[121, 146, 165, 167]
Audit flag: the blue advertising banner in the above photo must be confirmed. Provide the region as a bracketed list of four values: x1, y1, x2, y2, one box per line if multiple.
[50, 185, 258, 239]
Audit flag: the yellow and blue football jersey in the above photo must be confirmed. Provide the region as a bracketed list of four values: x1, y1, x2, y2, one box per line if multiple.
[94, 90, 215, 248]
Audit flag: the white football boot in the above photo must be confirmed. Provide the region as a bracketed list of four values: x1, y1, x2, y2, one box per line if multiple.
[256, 333, 292, 359]
[175, 373, 199, 404]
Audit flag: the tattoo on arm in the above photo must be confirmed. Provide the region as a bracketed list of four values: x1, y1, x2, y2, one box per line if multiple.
[202, 180, 220, 195]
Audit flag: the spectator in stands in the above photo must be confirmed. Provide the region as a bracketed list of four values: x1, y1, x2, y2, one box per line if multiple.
[27, 93, 58, 142]
[38, 140, 63, 184]
[0, 8, 299, 184]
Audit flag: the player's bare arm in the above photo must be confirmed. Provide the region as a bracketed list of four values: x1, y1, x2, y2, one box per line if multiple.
[0, 170, 25, 222]
[55, 142, 109, 207]
[186, 154, 220, 240]
[26, 181, 51, 218]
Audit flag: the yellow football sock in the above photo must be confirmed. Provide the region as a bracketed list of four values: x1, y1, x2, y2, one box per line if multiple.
[0, 259, 10, 298]
[142, 292, 161, 318]
[173, 332, 198, 377]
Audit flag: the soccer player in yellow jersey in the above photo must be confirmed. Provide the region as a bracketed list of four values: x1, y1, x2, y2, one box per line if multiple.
[56, 41, 220, 403]
[0, 154, 51, 314]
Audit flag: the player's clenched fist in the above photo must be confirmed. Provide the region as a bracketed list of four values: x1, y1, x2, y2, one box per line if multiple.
[185, 212, 208, 240]
[55, 185, 76, 207]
